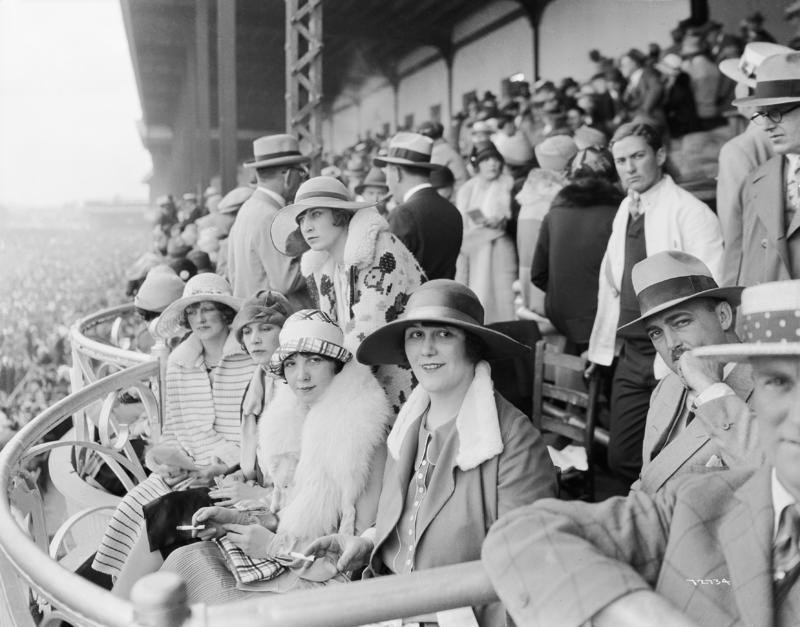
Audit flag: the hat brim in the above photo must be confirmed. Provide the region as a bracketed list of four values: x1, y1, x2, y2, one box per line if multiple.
[356, 315, 531, 366]
[270, 198, 377, 256]
[617, 286, 745, 333]
[154, 293, 242, 339]
[732, 94, 800, 107]
[354, 183, 389, 196]
[693, 341, 800, 362]
[718, 59, 756, 88]
[243, 154, 310, 169]
[372, 156, 439, 170]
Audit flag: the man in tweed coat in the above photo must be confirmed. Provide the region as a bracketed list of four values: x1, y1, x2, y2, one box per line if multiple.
[619, 251, 760, 494]
[482, 279, 800, 627]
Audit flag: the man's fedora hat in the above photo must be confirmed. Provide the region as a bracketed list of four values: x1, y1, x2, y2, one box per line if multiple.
[373, 132, 438, 170]
[617, 251, 744, 332]
[694, 280, 800, 361]
[270, 176, 377, 257]
[356, 279, 530, 365]
[243, 134, 310, 169]
[733, 51, 800, 108]
[719, 42, 793, 89]
[355, 167, 389, 196]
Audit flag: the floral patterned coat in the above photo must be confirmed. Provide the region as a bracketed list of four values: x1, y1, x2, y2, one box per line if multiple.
[301, 207, 426, 413]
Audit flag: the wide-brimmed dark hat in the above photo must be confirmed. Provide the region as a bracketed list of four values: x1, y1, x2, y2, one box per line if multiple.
[618, 251, 743, 332]
[693, 280, 800, 361]
[733, 51, 800, 107]
[356, 280, 530, 365]
[373, 132, 438, 170]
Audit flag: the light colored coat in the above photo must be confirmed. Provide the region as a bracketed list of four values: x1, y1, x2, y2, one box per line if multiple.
[588, 175, 724, 376]
[634, 364, 760, 494]
[483, 466, 800, 627]
[161, 332, 254, 467]
[302, 207, 426, 413]
[365, 362, 557, 626]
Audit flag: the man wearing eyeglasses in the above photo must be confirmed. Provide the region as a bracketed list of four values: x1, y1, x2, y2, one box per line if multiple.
[736, 52, 800, 288]
[227, 134, 314, 309]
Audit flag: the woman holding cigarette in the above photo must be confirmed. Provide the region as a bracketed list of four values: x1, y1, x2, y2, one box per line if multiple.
[456, 140, 517, 323]
[92, 273, 253, 596]
[161, 310, 391, 600]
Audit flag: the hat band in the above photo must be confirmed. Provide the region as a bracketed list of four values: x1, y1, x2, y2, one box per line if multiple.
[387, 147, 431, 164]
[637, 274, 719, 314]
[252, 149, 302, 162]
[742, 310, 800, 343]
[403, 305, 482, 327]
[295, 189, 351, 203]
[754, 79, 800, 99]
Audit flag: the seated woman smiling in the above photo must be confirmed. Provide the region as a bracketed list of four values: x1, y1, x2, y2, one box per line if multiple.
[161, 310, 392, 600]
[306, 280, 558, 626]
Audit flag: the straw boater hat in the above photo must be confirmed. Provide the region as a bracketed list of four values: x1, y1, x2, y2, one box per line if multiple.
[733, 52, 800, 108]
[243, 134, 309, 169]
[719, 42, 793, 89]
[154, 272, 241, 338]
[354, 167, 389, 196]
[694, 280, 800, 361]
[270, 176, 377, 257]
[268, 309, 352, 377]
[617, 251, 744, 332]
[356, 279, 529, 365]
[373, 132, 438, 170]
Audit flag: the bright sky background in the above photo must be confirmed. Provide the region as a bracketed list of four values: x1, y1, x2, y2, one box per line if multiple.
[0, 0, 151, 207]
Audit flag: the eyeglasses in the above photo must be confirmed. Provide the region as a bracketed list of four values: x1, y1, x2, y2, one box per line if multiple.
[750, 104, 800, 126]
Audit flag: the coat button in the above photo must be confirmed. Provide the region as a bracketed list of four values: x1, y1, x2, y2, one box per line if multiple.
[721, 422, 732, 431]
[761, 238, 768, 248]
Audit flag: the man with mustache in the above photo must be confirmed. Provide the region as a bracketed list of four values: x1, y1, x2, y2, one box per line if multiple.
[619, 251, 761, 494]
[483, 279, 800, 627]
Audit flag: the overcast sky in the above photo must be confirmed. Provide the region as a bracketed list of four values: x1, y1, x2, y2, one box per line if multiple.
[0, 0, 151, 207]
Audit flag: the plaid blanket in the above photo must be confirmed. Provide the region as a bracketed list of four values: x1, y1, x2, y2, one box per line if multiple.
[215, 536, 285, 584]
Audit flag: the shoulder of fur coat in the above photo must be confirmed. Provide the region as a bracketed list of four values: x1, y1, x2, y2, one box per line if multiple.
[300, 207, 389, 275]
[277, 359, 392, 541]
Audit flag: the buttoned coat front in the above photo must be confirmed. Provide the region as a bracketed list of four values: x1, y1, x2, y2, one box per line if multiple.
[364, 391, 557, 627]
[634, 363, 759, 494]
[483, 467, 800, 627]
[738, 156, 798, 287]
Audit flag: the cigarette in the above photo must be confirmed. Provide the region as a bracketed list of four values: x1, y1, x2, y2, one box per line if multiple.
[289, 551, 315, 563]
[176, 524, 205, 531]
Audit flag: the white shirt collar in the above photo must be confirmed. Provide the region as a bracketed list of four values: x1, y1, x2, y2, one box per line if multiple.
[772, 467, 798, 539]
[403, 183, 433, 203]
[257, 186, 286, 208]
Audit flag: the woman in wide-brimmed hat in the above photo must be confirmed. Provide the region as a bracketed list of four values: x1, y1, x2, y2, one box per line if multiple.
[271, 175, 426, 413]
[93, 273, 254, 597]
[162, 310, 391, 601]
[305, 280, 557, 626]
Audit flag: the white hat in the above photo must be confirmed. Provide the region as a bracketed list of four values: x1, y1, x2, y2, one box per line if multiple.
[733, 51, 800, 107]
[134, 266, 186, 313]
[373, 133, 437, 170]
[719, 42, 793, 89]
[154, 273, 241, 338]
[243, 134, 309, 169]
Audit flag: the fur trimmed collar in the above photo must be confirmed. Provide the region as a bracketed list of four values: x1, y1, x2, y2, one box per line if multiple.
[259, 359, 391, 540]
[387, 361, 503, 470]
[300, 207, 389, 275]
[552, 179, 624, 208]
[168, 331, 246, 368]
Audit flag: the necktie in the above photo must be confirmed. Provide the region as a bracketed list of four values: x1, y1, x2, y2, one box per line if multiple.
[773, 504, 800, 602]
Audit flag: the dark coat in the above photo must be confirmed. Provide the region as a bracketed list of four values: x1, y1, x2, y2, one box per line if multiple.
[531, 179, 622, 345]
[388, 187, 463, 280]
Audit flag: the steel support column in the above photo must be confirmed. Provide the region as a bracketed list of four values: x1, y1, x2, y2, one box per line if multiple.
[217, 0, 238, 193]
[286, 0, 323, 174]
[195, 0, 211, 196]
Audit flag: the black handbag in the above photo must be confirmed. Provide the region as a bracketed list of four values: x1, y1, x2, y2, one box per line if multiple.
[142, 487, 214, 559]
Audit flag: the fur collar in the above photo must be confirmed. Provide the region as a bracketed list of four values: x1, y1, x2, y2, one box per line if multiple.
[168, 331, 246, 368]
[259, 359, 391, 540]
[552, 179, 624, 208]
[300, 207, 389, 275]
[387, 361, 503, 470]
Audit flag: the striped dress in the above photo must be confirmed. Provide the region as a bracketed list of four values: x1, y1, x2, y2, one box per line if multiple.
[92, 332, 254, 578]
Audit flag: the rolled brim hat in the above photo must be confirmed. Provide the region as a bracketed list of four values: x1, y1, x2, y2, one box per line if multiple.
[693, 280, 800, 361]
[154, 272, 241, 338]
[356, 279, 530, 366]
[270, 176, 376, 257]
[268, 309, 352, 377]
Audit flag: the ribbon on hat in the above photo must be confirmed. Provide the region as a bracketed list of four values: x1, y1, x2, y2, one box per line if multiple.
[387, 147, 431, 163]
[637, 274, 719, 314]
[754, 79, 800, 99]
[742, 309, 800, 343]
[252, 149, 302, 161]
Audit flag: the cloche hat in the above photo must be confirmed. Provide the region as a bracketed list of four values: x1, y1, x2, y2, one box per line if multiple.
[270, 176, 377, 257]
[231, 290, 294, 351]
[154, 272, 241, 338]
[356, 279, 529, 365]
[268, 309, 352, 377]
[134, 266, 186, 314]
